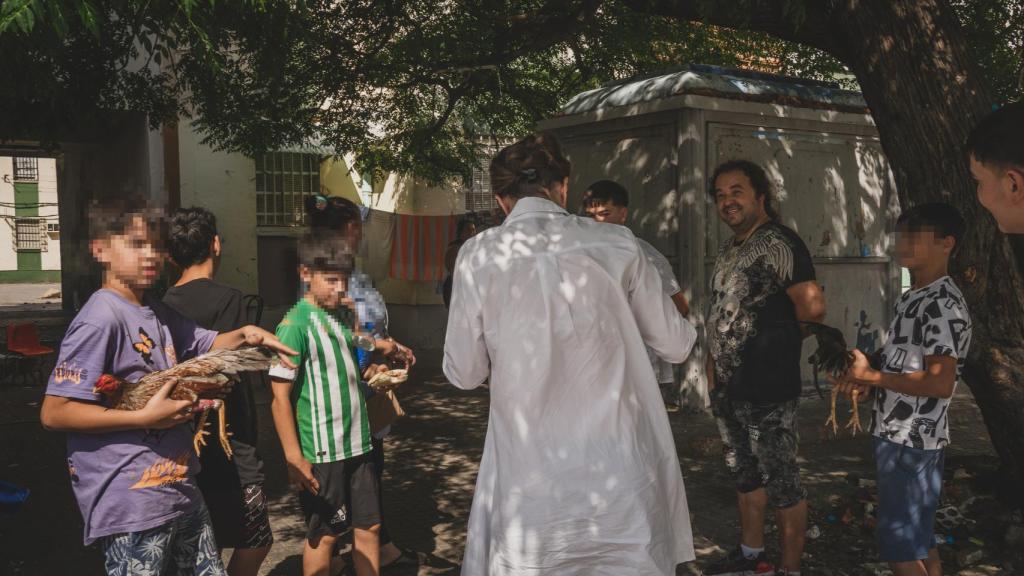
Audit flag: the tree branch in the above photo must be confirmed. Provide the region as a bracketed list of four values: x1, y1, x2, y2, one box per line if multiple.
[422, 82, 467, 140]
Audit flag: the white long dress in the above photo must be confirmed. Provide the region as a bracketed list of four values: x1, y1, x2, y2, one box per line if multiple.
[443, 197, 698, 576]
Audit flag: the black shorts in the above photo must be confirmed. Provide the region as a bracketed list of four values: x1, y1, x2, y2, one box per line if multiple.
[299, 453, 381, 540]
[714, 395, 806, 509]
[203, 483, 274, 549]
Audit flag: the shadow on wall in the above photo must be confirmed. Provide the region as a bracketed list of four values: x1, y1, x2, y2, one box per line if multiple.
[547, 112, 898, 407]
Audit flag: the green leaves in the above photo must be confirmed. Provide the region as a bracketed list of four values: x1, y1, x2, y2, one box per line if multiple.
[0, 0, 43, 34]
[0, 0, 101, 36]
[76, 0, 97, 34]
[0, 0, 1019, 182]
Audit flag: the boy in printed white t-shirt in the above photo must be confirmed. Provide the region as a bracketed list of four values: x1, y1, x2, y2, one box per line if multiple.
[836, 203, 972, 576]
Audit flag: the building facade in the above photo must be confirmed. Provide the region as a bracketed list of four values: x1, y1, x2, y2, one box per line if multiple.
[0, 156, 61, 283]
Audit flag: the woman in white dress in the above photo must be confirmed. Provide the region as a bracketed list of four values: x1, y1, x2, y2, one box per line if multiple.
[443, 133, 698, 576]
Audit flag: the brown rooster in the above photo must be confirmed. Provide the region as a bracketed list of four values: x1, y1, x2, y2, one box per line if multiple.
[93, 346, 275, 458]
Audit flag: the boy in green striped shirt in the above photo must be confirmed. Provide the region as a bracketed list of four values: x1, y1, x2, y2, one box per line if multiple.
[269, 232, 401, 576]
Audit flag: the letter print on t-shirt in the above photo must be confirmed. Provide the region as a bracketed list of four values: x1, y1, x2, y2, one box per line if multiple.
[872, 276, 972, 450]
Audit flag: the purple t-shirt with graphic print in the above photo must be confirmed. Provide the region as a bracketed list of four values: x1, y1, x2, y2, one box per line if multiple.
[45, 289, 218, 544]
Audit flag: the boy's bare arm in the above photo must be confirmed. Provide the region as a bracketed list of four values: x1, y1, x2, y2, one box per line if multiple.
[40, 380, 192, 432]
[844, 350, 958, 398]
[213, 325, 298, 368]
[269, 377, 319, 495]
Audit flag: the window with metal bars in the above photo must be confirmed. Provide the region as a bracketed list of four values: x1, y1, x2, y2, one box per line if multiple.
[14, 218, 44, 251]
[464, 147, 502, 213]
[255, 152, 320, 226]
[13, 157, 38, 181]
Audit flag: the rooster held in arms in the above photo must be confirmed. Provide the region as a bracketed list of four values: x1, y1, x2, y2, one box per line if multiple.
[93, 346, 275, 458]
[800, 321, 883, 436]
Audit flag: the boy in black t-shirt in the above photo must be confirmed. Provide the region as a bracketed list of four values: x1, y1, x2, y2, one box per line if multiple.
[704, 160, 827, 576]
[163, 207, 273, 576]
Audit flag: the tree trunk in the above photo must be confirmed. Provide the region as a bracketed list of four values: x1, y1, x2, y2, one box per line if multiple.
[629, 0, 1024, 501]
[826, 0, 1024, 503]
[827, 0, 1024, 502]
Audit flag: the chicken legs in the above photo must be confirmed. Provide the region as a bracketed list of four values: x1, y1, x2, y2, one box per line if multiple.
[192, 399, 233, 459]
[824, 385, 863, 436]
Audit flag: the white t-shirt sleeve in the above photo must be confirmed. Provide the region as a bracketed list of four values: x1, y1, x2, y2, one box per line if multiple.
[627, 238, 696, 364]
[637, 238, 681, 295]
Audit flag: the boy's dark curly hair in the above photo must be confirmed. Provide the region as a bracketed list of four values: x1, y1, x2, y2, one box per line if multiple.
[168, 207, 218, 268]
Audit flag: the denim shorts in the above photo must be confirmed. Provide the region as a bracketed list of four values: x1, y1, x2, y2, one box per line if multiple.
[874, 436, 945, 562]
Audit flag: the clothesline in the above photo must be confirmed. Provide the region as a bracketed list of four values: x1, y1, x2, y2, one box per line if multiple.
[358, 206, 496, 283]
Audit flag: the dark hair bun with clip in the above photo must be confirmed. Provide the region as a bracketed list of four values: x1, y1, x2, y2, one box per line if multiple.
[490, 132, 572, 199]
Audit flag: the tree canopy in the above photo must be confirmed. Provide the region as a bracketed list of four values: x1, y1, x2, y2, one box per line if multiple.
[8, 0, 1017, 181]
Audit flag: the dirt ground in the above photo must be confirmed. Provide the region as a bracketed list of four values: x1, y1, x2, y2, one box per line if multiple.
[1, 369, 1021, 575]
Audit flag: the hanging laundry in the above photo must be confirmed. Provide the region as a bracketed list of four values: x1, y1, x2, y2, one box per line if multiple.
[389, 214, 457, 282]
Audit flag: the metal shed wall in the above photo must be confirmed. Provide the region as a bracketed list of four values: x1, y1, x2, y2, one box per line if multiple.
[541, 95, 900, 407]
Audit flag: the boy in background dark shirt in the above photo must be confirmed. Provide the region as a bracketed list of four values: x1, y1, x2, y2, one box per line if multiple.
[163, 207, 273, 576]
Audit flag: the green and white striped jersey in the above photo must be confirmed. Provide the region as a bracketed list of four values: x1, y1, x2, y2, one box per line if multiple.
[270, 298, 372, 463]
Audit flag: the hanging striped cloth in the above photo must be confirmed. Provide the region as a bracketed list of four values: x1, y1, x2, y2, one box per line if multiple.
[389, 214, 458, 281]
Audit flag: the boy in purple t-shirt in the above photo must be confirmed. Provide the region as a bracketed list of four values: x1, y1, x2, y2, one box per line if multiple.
[40, 197, 296, 575]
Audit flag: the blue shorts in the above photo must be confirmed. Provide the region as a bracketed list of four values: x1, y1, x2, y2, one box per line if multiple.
[874, 436, 945, 562]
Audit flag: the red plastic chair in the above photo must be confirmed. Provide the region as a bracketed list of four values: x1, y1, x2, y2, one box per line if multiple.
[6, 324, 54, 385]
[7, 324, 54, 357]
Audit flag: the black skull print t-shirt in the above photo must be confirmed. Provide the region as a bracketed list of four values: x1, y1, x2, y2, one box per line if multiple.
[707, 222, 816, 403]
[871, 276, 972, 450]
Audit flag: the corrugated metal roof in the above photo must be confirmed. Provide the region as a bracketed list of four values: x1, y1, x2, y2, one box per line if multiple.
[559, 64, 868, 116]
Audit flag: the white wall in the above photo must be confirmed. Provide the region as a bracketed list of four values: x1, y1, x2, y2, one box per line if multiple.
[38, 158, 60, 271]
[0, 157, 61, 273]
[177, 120, 260, 293]
[0, 157, 15, 272]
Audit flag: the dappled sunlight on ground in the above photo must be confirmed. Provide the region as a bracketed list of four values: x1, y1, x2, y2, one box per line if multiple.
[0, 374, 1014, 575]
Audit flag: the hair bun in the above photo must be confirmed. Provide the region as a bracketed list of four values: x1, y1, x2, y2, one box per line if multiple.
[490, 132, 572, 198]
